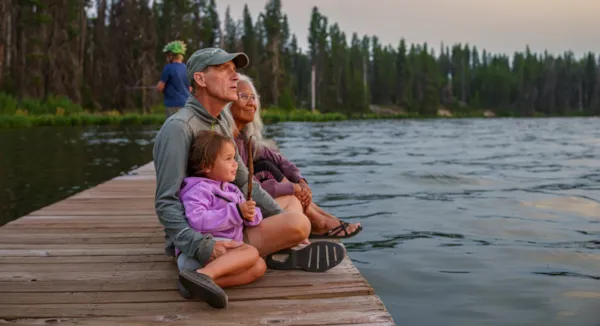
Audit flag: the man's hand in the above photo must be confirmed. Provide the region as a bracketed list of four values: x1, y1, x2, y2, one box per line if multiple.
[207, 240, 243, 263]
[299, 180, 312, 198]
[294, 183, 311, 208]
[239, 200, 256, 221]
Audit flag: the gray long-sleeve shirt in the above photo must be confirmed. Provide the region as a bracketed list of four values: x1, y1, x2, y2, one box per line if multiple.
[153, 96, 284, 264]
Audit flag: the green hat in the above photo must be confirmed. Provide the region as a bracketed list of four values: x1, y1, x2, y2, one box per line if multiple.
[163, 40, 187, 55]
[186, 48, 249, 83]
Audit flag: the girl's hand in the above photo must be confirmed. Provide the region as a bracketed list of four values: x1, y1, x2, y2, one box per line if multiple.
[239, 200, 256, 221]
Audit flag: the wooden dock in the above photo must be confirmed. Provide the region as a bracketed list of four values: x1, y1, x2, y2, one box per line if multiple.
[0, 162, 395, 325]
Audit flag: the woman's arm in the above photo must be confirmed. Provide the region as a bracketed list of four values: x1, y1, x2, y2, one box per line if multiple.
[258, 146, 305, 184]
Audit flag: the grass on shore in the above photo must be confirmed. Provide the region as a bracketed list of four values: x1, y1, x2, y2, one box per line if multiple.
[0, 108, 595, 129]
[0, 110, 460, 128]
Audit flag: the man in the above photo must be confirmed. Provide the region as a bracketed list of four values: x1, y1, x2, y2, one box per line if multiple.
[156, 40, 191, 117]
[153, 47, 346, 301]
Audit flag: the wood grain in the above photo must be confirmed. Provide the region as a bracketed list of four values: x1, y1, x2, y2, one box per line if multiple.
[0, 162, 395, 325]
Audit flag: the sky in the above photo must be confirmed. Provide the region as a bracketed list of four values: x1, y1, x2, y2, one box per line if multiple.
[216, 0, 599, 58]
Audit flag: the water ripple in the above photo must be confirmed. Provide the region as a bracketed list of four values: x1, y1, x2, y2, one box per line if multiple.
[264, 118, 600, 325]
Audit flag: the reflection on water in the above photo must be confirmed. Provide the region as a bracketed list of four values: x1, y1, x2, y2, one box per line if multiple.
[2, 118, 600, 325]
[0, 126, 157, 225]
[267, 118, 600, 326]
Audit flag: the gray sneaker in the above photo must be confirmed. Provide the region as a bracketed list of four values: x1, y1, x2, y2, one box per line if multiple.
[178, 280, 194, 299]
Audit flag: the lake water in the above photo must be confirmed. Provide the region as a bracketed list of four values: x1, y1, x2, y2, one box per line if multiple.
[2, 118, 600, 325]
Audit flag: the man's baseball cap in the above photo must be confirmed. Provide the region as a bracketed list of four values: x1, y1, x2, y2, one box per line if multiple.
[186, 48, 249, 83]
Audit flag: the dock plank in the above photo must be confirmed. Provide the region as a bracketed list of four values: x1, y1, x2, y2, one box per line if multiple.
[0, 162, 394, 325]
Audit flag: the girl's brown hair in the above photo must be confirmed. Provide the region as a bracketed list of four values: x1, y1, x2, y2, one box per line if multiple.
[188, 130, 235, 177]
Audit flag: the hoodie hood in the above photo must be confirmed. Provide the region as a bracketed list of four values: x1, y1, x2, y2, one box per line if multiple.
[184, 96, 233, 137]
[180, 176, 222, 198]
[180, 176, 243, 203]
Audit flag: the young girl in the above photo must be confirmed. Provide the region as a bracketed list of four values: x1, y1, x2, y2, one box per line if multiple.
[177, 130, 266, 309]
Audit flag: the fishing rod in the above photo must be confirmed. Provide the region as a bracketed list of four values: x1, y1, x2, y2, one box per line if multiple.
[247, 135, 254, 200]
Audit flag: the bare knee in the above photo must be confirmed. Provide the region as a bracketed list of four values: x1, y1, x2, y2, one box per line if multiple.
[252, 258, 267, 279]
[285, 211, 311, 241]
[276, 195, 303, 213]
[239, 244, 260, 259]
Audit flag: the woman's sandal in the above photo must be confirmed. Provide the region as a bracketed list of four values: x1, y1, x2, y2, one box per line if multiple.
[265, 241, 346, 272]
[178, 269, 228, 308]
[309, 220, 363, 239]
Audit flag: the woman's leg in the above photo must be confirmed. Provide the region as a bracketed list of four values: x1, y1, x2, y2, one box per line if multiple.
[306, 202, 361, 235]
[253, 160, 361, 237]
[277, 193, 361, 236]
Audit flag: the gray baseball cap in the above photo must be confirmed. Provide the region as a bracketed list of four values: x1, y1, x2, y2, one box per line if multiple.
[186, 47, 249, 82]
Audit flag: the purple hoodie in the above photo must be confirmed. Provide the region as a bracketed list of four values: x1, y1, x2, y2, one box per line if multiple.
[179, 177, 263, 244]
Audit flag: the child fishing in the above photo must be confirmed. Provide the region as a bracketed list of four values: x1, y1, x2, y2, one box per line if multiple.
[156, 40, 191, 117]
[177, 130, 266, 308]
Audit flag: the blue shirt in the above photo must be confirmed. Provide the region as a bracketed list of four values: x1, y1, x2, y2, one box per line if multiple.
[160, 63, 190, 107]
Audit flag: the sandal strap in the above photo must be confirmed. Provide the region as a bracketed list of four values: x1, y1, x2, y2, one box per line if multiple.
[327, 221, 350, 236]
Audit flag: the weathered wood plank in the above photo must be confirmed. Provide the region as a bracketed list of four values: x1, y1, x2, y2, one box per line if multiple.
[0, 283, 373, 305]
[13, 216, 159, 222]
[0, 234, 164, 245]
[0, 262, 176, 272]
[0, 259, 357, 281]
[0, 312, 394, 326]
[0, 226, 163, 232]
[0, 243, 163, 250]
[0, 296, 385, 318]
[0, 255, 172, 264]
[0, 248, 165, 257]
[0, 273, 365, 293]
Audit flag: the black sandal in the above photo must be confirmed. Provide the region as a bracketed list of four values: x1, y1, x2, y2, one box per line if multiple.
[265, 241, 346, 272]
[309, 220, 363, 239]
[178, 269, 228, 308]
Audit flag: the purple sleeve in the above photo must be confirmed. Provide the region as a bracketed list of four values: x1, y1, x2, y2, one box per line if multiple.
[259, 178, 295, 198]
[181, 185, 243, 233]
[231, 184, 263, 227]
[258, 146, 305, 183]
[243, 206, 263, 227]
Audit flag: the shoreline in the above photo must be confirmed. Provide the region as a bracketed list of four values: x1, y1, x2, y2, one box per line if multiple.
[0, 110, 596, 129]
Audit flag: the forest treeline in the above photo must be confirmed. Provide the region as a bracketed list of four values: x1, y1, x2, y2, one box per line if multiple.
[0, 0, 598, 116]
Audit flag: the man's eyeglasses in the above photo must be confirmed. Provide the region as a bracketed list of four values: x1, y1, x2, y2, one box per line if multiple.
[238, 92, 259, 102]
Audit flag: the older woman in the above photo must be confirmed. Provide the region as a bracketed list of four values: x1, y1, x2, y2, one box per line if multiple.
[223, 74, 362, 239]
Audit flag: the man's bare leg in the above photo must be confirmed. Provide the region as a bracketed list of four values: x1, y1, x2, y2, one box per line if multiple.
[276, 194, 303, 213]
[244, 209, 310, 257]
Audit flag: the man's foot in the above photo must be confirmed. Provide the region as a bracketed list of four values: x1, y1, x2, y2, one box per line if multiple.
[265, 241, 346, 272]
[310, 217, 362, 239]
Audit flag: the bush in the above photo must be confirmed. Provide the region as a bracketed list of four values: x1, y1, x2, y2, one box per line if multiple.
[0, 92, 19, 115]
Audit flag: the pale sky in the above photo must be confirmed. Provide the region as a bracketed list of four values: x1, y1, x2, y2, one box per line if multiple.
[216, 0, 599, 58]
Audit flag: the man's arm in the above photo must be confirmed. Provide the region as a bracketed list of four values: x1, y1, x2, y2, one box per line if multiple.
[232, 151, 284, 217]
[153, 119, 215, 263]
[156, 66, 170, 92]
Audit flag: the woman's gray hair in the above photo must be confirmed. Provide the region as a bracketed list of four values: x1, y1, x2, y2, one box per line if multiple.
[223, 73, 278, 157]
